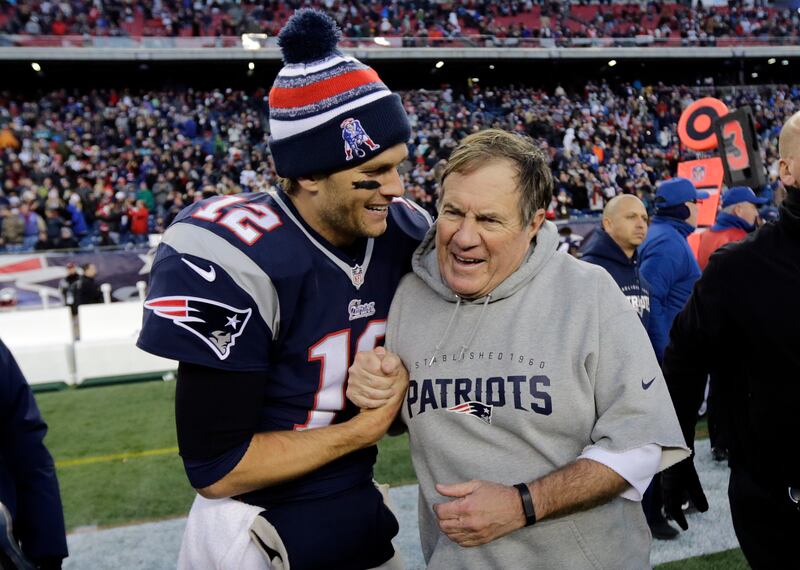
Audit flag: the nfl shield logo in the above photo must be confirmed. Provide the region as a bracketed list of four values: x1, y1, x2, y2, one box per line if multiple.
[692, 165, 706, 182]
[350, 264, 364, 289]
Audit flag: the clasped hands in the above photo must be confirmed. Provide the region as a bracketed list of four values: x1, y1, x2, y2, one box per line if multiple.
[347, 348, 527, 547]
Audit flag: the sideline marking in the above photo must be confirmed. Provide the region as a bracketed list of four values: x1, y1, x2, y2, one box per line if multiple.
[56, 447, 179, 468]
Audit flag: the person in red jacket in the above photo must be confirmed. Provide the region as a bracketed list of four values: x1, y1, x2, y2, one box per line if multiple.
[127, 199, 150, 245]
[697, 186, 766, 271]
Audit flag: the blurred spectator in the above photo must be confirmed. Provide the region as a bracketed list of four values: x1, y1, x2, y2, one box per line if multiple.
[44, 208, 66, 243]
[34, 230, 55, 251]
[19, 203, 45, 251]
[0, 204, 24, 252]
[65, 196, 89, 241]
[77, 263, 103, 306]
[54, 227, 79, 250]
[152, 173, 173, 217]
[58, 262, 80, 315]
[135, 182, 155, 212]
[127, 199, 150, 245]
[95, 223, 116, 247]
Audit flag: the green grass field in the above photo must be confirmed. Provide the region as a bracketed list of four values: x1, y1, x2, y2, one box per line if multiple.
[36, 381, 736, 567]
[36, 379, 419, 530]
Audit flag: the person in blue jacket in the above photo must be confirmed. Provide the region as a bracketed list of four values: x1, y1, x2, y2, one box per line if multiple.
[582, 193, 687, 539]
[582, 194, 651, 329]
[0, 338, 67, 569]
[639, 178, 709, 363]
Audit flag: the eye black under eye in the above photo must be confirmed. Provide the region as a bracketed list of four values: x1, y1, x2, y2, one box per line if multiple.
[352, 180, 381, 190]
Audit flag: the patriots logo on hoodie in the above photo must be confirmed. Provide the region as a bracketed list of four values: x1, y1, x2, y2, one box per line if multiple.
[144, 296, 252, 360]
[447, 401, 493, 425]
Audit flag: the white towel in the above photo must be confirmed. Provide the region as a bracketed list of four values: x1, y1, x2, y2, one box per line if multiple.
[178, 488, 403, 570]
[178, 494, 275, 570]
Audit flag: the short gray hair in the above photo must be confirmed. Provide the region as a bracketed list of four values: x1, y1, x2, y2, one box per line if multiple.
[439, 129, 554, 225]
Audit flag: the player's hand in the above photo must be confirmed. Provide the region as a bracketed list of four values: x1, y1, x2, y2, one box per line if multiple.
[347, 347, 405, 409]
[433, 480, 526, 547]
[662, 457, 709, 531]
[352, 354, 408, 444]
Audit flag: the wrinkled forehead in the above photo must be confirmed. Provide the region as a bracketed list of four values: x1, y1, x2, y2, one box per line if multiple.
[440, 158, 520, 199]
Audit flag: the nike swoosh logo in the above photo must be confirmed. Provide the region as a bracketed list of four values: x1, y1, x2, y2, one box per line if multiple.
[642, 377, 656, 390]
[182, 258, 216, 282]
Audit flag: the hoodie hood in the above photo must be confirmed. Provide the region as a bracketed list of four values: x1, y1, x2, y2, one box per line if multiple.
[581, 228, 636, 266]
[651, 215, 695, 238]
[411, 219, 560, 304]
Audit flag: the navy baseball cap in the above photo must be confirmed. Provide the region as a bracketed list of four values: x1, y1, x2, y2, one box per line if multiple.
[654, 177, 710, 208]
[721, 186, 768, 208]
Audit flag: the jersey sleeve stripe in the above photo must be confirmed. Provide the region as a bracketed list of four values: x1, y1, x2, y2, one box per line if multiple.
[392, 196, 434, 227]
[162, 222, 281, 340]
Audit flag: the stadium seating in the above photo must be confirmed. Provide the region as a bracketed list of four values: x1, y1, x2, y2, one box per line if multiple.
[73, 301, 176, 384]
[0, 307, 74, 385]
[0, 1, 791, 45]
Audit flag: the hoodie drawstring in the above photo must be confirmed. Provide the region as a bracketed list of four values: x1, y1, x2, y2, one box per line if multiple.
[427, 294, 492, 366]
[458, 294, 490, 360]
[427, 295, 461, 366]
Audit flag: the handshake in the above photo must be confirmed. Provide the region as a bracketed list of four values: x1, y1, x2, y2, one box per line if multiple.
[345, 347, 410, 446]
[347, 347, 409, 409]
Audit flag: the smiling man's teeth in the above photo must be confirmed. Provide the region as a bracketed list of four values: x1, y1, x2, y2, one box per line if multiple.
[366, 205, 388, 211]
[454, 255, 481, 264]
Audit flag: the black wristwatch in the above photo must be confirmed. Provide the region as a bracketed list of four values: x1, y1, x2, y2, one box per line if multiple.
[514, 483, 537, 527]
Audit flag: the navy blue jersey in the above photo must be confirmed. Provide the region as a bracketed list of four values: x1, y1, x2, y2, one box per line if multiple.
[138, 190, 430, 506]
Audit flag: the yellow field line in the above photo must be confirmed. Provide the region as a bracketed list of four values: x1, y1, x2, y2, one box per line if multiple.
[56, 447, 179, 468]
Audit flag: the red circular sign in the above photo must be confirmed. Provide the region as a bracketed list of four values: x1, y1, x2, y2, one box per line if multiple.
[677, 97, 729, 151]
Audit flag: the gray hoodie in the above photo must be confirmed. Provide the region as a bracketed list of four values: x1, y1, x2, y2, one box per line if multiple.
[386, 221, 689, 569]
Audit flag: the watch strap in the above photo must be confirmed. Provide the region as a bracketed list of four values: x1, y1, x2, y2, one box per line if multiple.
[514, 482, 536, 527]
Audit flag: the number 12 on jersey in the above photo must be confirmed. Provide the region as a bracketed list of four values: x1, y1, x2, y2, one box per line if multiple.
[296, 320, 387, 430]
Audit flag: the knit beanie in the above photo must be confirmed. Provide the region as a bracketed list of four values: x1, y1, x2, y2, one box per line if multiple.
[268, 9, 411, 179]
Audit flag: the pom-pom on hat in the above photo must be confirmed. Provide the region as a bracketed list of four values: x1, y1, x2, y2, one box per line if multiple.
[268, 9, 410, 179]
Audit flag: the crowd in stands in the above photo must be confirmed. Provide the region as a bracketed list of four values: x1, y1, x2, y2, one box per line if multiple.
[0, 79, 793, 252]
[0, 1, 793, 46]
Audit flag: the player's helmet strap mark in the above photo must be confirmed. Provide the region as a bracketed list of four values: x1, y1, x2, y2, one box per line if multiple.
[162, 222, 281, 339]
[271, 190, 373, 290]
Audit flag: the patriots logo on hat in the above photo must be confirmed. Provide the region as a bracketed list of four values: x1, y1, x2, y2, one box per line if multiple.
[341, 118, 380, 161]
[447, 401, 493, 425]
[144, 296, 252, 360]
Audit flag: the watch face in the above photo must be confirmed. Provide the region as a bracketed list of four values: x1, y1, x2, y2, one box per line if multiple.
[790, 486, 800, 505]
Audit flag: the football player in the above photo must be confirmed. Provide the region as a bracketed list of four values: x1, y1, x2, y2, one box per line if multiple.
[138, 10, 430, 569]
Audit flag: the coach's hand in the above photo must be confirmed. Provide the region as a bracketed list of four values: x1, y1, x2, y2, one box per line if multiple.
[433, 480, 526, 547]
[347, 347, 406, 409]
[662, 457, 709, 530]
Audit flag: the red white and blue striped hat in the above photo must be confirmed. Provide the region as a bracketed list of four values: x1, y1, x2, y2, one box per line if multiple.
[268, 9, 410, 179]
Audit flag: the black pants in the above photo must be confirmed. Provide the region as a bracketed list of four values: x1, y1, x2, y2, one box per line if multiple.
[728, 469, 800, 569]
